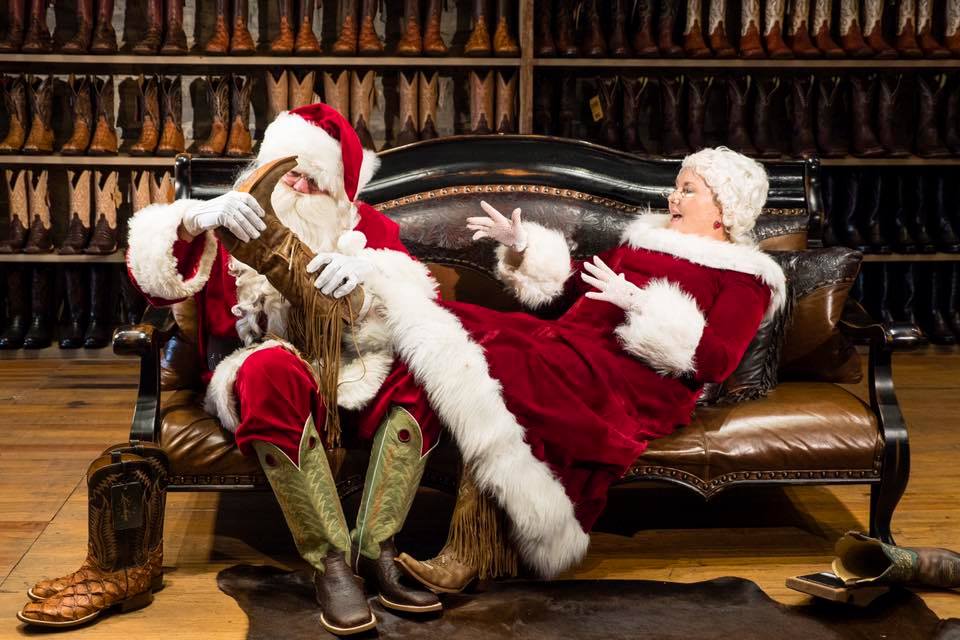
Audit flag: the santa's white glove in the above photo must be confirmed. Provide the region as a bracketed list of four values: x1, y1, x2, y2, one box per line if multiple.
[306, 252, 374, 298]
[465, 200, 529, 252]
[581, 255, 642, 312]
[182, 191, 266, 242]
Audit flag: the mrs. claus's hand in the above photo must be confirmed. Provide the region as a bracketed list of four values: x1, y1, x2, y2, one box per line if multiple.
[581, 256, 642, 312]
[465, 200, 529, 251]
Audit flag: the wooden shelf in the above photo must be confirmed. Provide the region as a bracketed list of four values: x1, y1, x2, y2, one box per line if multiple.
[0, 154, 178, 166]
[0, 254, 124, 263]
[861, 253, 960, 262]
[0, 53, 521, 69]
[534, 58, 960, 70]
[819, 156, 960, 166]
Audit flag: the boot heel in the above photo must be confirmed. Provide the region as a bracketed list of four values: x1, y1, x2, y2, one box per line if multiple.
[119, 589, 153, 613]
[150, 573, 164, 592]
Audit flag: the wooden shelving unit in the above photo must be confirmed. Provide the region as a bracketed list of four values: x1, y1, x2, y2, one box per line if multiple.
[0, 254, 124, 263]
[0, 154, 177, 166]
[862, 253, 960, 263]
[533, 58, 960, 70]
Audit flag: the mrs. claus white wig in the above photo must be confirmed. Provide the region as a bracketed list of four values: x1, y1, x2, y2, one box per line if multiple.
[680, 147, 769, 246]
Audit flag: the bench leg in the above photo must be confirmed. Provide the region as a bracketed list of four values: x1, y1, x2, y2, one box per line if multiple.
[868, 438, 909, 544]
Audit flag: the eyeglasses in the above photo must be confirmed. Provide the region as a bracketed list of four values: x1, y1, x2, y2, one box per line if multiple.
[661, 187, 697, 202]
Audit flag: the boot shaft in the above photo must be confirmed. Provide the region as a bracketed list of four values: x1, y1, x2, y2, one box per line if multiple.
[418, 71, 439, 139]
[158, 76, 185, 155]
[469, 70, 494, 135]
[322, 71, 350, 120]
[62, 75, 94, 153]
[495, 70, 517, 134]
[266, 69, 289, 122]
[86, 451, 155, 572]
[397, 70, 419, 146]
[288, 70, 316, 109]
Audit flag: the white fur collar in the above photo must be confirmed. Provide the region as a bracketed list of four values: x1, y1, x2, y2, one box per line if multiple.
[620, 214, 786, 318]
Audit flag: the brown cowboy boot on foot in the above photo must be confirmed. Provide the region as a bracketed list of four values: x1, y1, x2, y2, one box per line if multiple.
[535, 0, 555, 56]
[18, 452, 158, 627]
[465, 0, 492, 56]
[20, 0, 51, 53]
[555, 0, 579, 56]
[707, 0, 735, 57]
[323, 70, 350, 119]
[0, 169, 28, 253]
[786, 0, 820, 57]
[88, 76, 118, 155]
[812, 0, 844, 57]
[132, 0, 162, 53]
[495, 70, 517, 134]
[160, 0, 187, 54]
[157, 76, 185, 156]
[61, 0, 93, 53]
[0, 75, 27, 153]
[0, 0, 25, 52]
[764, 0, 793, 58]
[834, 531, 960, 589]
[197, 76, 229, 156]
[396, 71, 419, 146]
[130, 75, 160, 156]
[21, 75, 53, 154]
[270, 0, 295, 54]
[226, 75, 253, 157]
[315, 552, 377, 634]
[419, 71, 440, 139]
[358, 0, 383, 54]
[469, 70, 494, 134]
[294, 0, 321, 54]
[266, 69, 288, 122]
[493, 0, 520, 56]
[683, 0, 711, 58]
[863, 0, 895, 57]
[739, 0, 765, 58]
[230, 0, 256, 54]
[61, 75, 93, 155]
[89, 0, 117, 53]
[840, 0, 874, 57]
[22, 169, 52, 254]
[333, 0, 359, 54]
[204, 0, 230, 55]
[58, 170, 91, 256]
[84, 171, 120, 255]
[397, 0, 423, 55]
[350, 70, 376, 149]
[288, 69, 316, 109]
[423, 0, 447, 55]
[918, 0, 949, 58]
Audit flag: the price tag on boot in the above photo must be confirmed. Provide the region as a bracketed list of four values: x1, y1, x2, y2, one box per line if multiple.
[589, 95, 604, 122]
[111, 482, 145, 531]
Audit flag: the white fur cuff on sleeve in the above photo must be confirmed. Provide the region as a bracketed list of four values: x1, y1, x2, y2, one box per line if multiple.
[614, 279, 706, 377]
[495, 221, 572, 309]
[126, 199, 219, 302]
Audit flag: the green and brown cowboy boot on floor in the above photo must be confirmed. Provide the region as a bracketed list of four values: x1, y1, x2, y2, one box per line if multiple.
[253, 413, 376, 636]
[352, 406, 441, 613]
[833, 531, 960, 589]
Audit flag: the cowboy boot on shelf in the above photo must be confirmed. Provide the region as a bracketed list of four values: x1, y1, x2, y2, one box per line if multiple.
[120, 274, 147, 325]
[396, 70, 419, 146]
[151, 171, 175, 204]
[838, 170, 866, 248]
[535, 74, 556, 136]
[558, 76, 575, 138]
[21, 75, 53, 154]
[946, 77, 960, 153]
[918, 0, 949, 57]
[860, 171, 889, 253]
[493, 0, 520, 56]
[631, 0, 657, 56]
[839, 0, 873, 57]
[88, 76, 118, 155]
[59, 170, 92, 256]
[816, 76, 847, 158]
[0, 169, 28, 253]
[916, 74, 950, 158]
[157, 76, 185, 156]
[932, 173, 960, 253]
[496, 70, 517, 134]
[888, 174, 916, 252]
[752, 77, 782, 158]
[849, 74, 884, 157]
[397, 0, 422, 55]
[623, 76, 649, 153]
[231, 0, 256, 54]
[0, 75, 27, 153]
[469, 70, 494, 135]
[948, 264, 960, 338]
[266, 69, 288, 122]
[358, 0, 384, 54]
[22, 266, 53, 348]
[84, 171, 120, 255]
[204, 0, 231, 54]
[659, 0, 684, 57]
[90, 0, 117, 53]
[0, 0, 25, 52]
[350, 70, 376, 149]
[83, 265, 114, 348]
[877, 74, 910, 157]
[726, 75, 756, 155]
[20, 0, 51, 53]
[708, 0, 735, 57]
[923, 265, 958, 344]
[160, 0, 188, 54]
[787, 0, 819, 57]
[18, 451, 160, 627]
[862, 0, 895, 57]
[323, 70, 350, 120]
[132, 0, 163, 54]
[465, 0, 492, 56]
[946, 0, 960, 55]
[61, 75, 93, 155]
[812, 0, 844, 57]
[197, 76, 230, 157]
[820, 171, 839, 246]
[130, 75, 160, 156]
[595, 76, 621, 148]
[740, 0, 764, 57]
[660, 76, 687, 158]
[684, 0, 711, 58]
[61, 0, 94, 53]
[226, 75, 253, 157]
[350, 407, 442, 614]
[23, 170, 52, 254]
[579, 0, 606, 57]
[419, 71, 440, 139]
[535, 0, 555, 56]
[788, 74, 817, 158]
[687, 76, 712, 150]
[554, 0, 580, 56]
[271, 0, 295, 54]
[333, 0, 359, 54]
[906, 173, 936, 252]
[132, 170, 152, 214]
[764, 0, 792, 58]
[423, 0, 447, 55]
[0, 267, 28, 349]
[295, 0, 321, 54]
[59, 268, 88, 348]
[289, 69, 316, 109]
[896, 0, 923, 57]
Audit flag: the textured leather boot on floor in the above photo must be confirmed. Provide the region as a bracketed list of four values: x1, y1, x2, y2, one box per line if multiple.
[82, 265, 114, 347]
[18, 451, 158, 626]
[658, 0, 684, 56]
[895, 0, 923, 57]
[0, 267, 28, 349]
[707, 0, 735, 57]
[862, 0, 895, 57]
[917, 0, 949, 58]
[61, 75, 93, 155]
[396, 70, 419, 146]
[493, 0, 520, 56]
[419, 71, 439, 139]
[683, 0, 711, 58]
[89, 0, 117, 53]
[20, 0, 51, 53]
[84, 171, 120, 255]
[23, 169, 52, 254]
[160, 0, 188, 54]
[198, 76, 229, 156]
[622, 76, 650, 153]
[877, 74, 909, 157]
[660, 76, 687, 157]
[752, 77, 782, 158]
[554, 0, 579, 56]
[815, 76, 847, 158]
[132, 0, 162, 54]
[130, 75, 160, 156]
[397, 0, 422, 55]
[266, 69, 288, 122]
[788, 74, 817, 158]
[88, 76, 118, 155]
[22, 266, 52, 349]
[226, 75, 253, 157]
[288, 69, 316, 109]
[358, 0, 384, 54]
[495, 70, 517, 134]
[0, 75, 27, 153]
[849, 75, 884, 157]
[350, 70, 376, 149]
[423, 0, 447, 55]
[270, 0, 295, 54]
[812, 0, 844, 57]
[204, 0, 231, 55]
[0, 169, 28, 253]
[59, 170, 92, 256]
[465, 0, 492, 56]
[835, 531, 960, 589]
[230, 0, 257, 55]
[535, 0, 555, 56]
[726, 75, 756, 155]
[61, 0, 94, 53]
[686, 75, 711, 150]
[786, 0, 819, 57]
[157, 76, 185, 156]
[333, 0, 359, 54]
[763, 0, 792, 58]
[322, 70, 349, 119]
[916, 74, 950, 158]
[0, 0, 25, 52]
[22, 75, 53, 155]
[59, 268, 88, 348]
[739, 0, 764, 57]
[469, 70, 494, 134]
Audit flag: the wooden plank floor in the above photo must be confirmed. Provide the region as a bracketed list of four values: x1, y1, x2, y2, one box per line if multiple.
[0, 346, 958, 637]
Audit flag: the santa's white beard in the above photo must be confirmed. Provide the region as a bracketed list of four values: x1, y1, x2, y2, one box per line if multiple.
[270, 182, 357, 254]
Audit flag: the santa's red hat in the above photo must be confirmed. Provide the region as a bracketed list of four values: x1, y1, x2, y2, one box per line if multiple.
[256, 102, 380, 203]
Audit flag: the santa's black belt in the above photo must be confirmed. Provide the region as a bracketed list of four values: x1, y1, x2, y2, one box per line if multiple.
[206, 336, 244, 372]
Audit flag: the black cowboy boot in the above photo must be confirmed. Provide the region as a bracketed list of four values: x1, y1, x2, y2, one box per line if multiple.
[83, 265, 114, 348]
[59, 267, 88, 349]
[0, 266, 29, 349]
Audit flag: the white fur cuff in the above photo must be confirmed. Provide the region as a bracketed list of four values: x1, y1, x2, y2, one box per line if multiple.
[495, 222, 572, 309]
[615, 279, 706, 377]
[126, 199, 218, 302]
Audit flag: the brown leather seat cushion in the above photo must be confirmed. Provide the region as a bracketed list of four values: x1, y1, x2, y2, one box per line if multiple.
[634, 383, 882, 493]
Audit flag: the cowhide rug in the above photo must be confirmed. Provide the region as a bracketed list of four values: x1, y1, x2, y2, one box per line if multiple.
[217, 565, 960, 639]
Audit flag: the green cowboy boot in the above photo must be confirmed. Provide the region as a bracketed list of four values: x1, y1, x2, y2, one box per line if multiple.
[253, 414, 377, 635]
[833, 531, 960, 589]
[352, 406, 441, 613]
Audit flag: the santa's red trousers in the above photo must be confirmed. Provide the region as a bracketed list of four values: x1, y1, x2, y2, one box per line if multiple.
[232, 346, 440, 462]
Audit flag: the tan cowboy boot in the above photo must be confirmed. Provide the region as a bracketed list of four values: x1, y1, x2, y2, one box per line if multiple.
[230, 0, 256, 54]
[271, 0, 295, 53]
[226, 75, 253, 157]
[465, 0, 492, 55]
[83, 171, 120, 255]
[197, 76, 229, 157]
[332, 0, 359, 54]
[397, 0, 422, 55]
[266, 69, 289, 121]
[350, 70, 376, 150]
[204, 0, 230, 54]
[22, 75, 53, 154]
[0, 169, 28, 253]
[493, 0, 520, 56]
[834, 531, 960, 589]
[87, 76, 118, 155]
[418, 71, 439, 140]
[157, 76, 186, 156]
[396, 71, 419, 146]
[469, 70, 494, 134]
[294, 0, 321, 54]
[323, 70, 350, 119]
[22, 170, 52, 254]
[130, 75, 160, 156]
[150, 171, 175, 204]
[0, 75, 27, 153]
[495, 70, 516, 134]
[131, 170, 151, 214]
[288, 69, 316, 109]
[358, 0, 383, 54]
[58, 170, 92, 255]
[61, 75, 93, 155]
